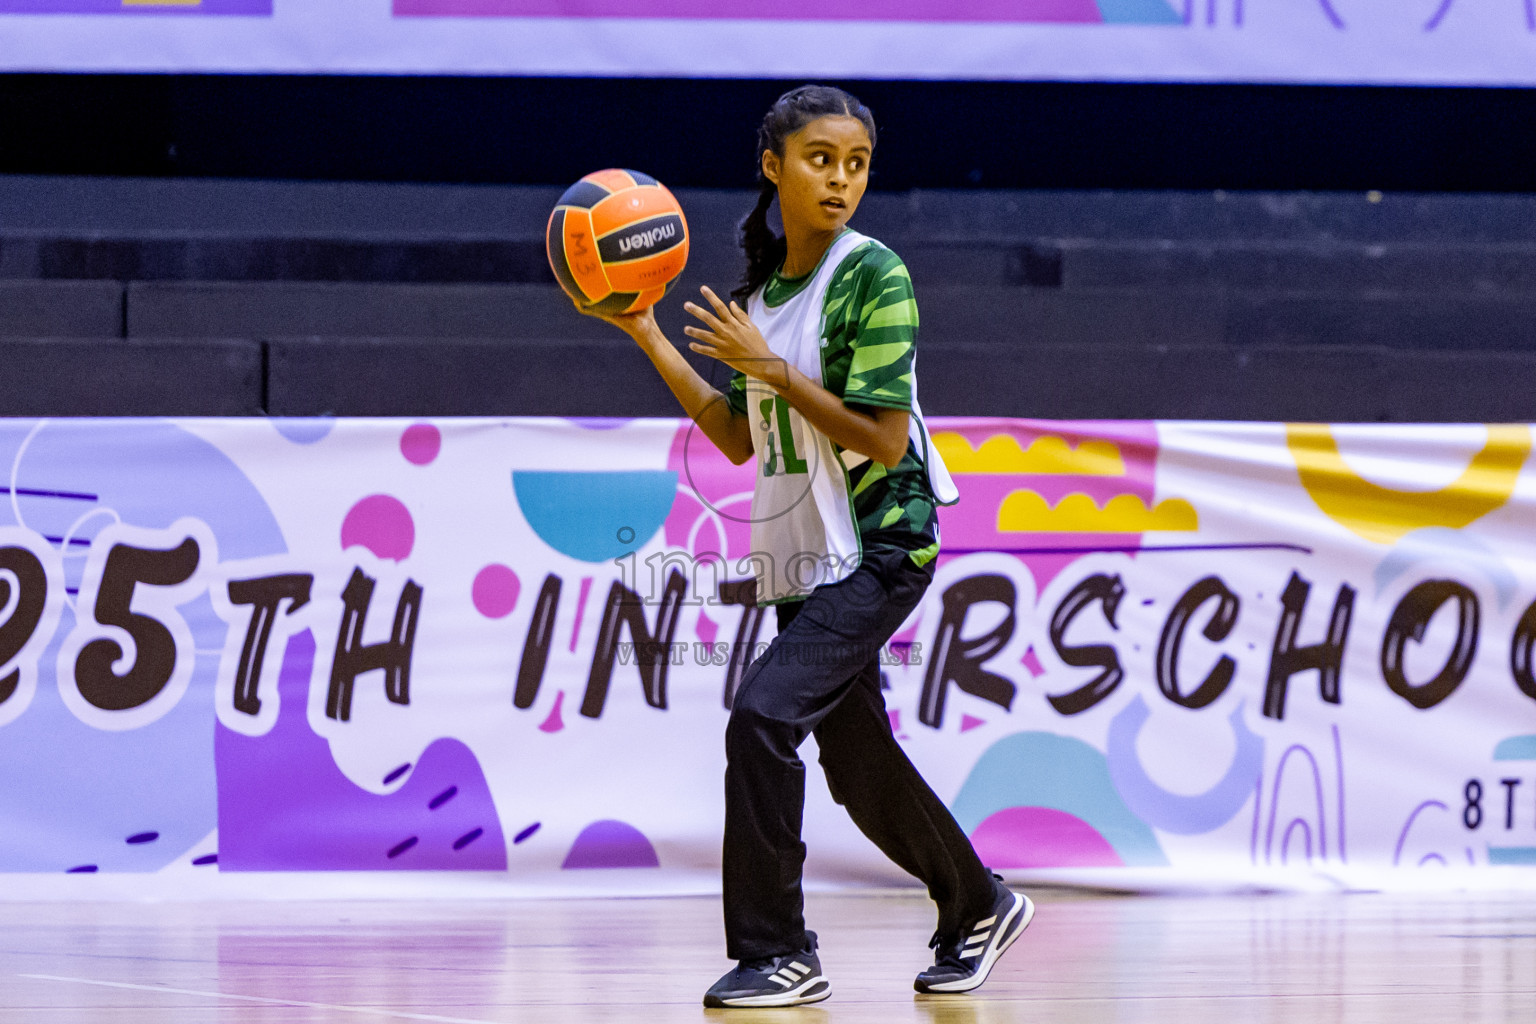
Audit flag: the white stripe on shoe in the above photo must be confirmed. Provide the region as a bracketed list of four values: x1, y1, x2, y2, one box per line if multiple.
[922, 892, 1036, 994]
[721, 975, 832, 1007]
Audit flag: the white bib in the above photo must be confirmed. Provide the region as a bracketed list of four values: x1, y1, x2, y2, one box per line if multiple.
[743, 231, 957, 603]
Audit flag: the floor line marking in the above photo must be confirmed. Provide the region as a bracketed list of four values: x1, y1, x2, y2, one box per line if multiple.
[17, 974, 503, 1024]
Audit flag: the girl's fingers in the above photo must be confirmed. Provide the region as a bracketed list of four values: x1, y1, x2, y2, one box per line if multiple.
[699, 286, 733, 318]
[683, 301, 727, 333]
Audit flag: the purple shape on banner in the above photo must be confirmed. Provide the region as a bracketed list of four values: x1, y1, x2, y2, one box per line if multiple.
[514, 822, 541, 843]
[273, 419, 335, 445]
[539, 691, 567, 733]
[562, 820, 660, 869]
[1022, 645, 1046, 678]
[0, 0, 271, 12]
[216, 630, 508, 871]
[394, 0, 1108, 20]
[0, 421, 286, 874]
[569, 576, 592, 651]
[971, 807, 1124, 868]
[960, 714, 986, 733]
[400, 422, 441, 466]
[472, 563, 520, 618]
[341, 494, 415, 562]
[1107, 696, 1265, 835]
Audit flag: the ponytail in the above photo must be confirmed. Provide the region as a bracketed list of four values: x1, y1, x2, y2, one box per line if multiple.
[732, 84, 876, 304]
[733, 184, 787, 303]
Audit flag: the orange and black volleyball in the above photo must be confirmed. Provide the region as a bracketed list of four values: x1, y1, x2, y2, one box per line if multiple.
[547, 168, 689, 315]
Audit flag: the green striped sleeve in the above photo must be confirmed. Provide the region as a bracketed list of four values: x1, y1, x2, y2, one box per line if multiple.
[844, 250, 918, 410]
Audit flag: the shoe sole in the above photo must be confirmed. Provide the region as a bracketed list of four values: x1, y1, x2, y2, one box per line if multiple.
[915, 892, 1035, 994]
[705, 977, 832, 1008]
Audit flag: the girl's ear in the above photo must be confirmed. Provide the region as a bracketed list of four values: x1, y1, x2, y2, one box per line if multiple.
[761, 149, 782, 187]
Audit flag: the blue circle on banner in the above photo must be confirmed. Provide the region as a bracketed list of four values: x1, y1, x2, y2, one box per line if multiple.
[512, 470, 677, 563]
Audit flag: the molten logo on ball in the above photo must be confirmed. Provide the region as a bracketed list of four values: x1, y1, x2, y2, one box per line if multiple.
[618, 222, 678, 255]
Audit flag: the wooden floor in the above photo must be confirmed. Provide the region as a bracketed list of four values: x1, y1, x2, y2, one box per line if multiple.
[2, 889, 1534, 1022]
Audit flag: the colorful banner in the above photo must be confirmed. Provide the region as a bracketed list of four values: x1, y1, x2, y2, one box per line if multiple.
[2, 416, 1534, 898]
[4, 1, 1536, 83]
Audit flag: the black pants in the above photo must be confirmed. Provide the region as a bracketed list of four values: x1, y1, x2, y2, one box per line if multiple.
[722, 546, 996, 961]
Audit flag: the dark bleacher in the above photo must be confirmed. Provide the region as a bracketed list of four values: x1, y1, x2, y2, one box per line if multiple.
[126, 282, 617, 340]
[0, 280, 123, 337]
[3, 175, 1535, 420]
[0, 337, 261, 415]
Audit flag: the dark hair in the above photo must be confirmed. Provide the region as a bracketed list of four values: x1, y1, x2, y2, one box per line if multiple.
[733, 85, 877, 302]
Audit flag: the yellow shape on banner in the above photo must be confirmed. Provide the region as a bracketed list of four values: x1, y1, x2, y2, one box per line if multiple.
[1285, 423, 1530, 545]
[934, 433, 1125, 475]
[997, 491, 1198, 533]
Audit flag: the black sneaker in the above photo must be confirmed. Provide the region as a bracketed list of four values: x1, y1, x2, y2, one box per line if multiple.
[703, 932, 831, 1008]
[914, 879, 1034, 994]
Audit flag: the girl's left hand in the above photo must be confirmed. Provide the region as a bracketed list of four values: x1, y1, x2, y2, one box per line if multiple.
[683, 287, 781, 386]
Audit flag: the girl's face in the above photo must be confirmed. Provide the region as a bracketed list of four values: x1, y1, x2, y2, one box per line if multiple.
[763, 115, 872, 240]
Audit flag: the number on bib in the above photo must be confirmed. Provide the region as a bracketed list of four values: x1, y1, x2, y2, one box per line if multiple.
[759, 396, 808, 477]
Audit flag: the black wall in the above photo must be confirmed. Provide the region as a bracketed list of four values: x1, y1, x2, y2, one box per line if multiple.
[4, 74, 1536, 192]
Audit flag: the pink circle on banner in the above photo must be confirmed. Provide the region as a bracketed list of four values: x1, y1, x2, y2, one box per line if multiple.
[472, 564, 520, 619]
[401, 423, 441, 466]
[341, 495, 415, 562]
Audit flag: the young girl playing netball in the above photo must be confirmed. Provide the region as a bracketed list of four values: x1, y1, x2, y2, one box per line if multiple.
[583, 84, 1033, 1008]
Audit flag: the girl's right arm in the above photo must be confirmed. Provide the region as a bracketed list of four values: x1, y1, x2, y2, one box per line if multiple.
[590, 303, 755, 466]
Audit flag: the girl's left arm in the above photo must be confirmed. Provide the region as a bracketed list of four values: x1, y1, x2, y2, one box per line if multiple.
[683, 286, 910, 468]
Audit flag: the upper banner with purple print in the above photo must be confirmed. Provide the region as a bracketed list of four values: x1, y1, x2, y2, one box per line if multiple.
[391, 0, 1184, 22]
[3, 1, 1536, 83]
[0, 0, 269, 12]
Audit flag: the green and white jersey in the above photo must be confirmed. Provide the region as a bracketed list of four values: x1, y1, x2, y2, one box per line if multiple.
[727, 229, 957, 603]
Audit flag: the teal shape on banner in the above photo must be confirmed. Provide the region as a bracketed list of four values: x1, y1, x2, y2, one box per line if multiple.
[512, 470, 678, 563]
[1494, 735, 1536, 761]
[950, 731, 1167, 867]
[1097, 0, 1184, 23]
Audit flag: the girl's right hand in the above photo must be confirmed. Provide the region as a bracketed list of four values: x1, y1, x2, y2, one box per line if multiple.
[572, 297, 659, 347]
